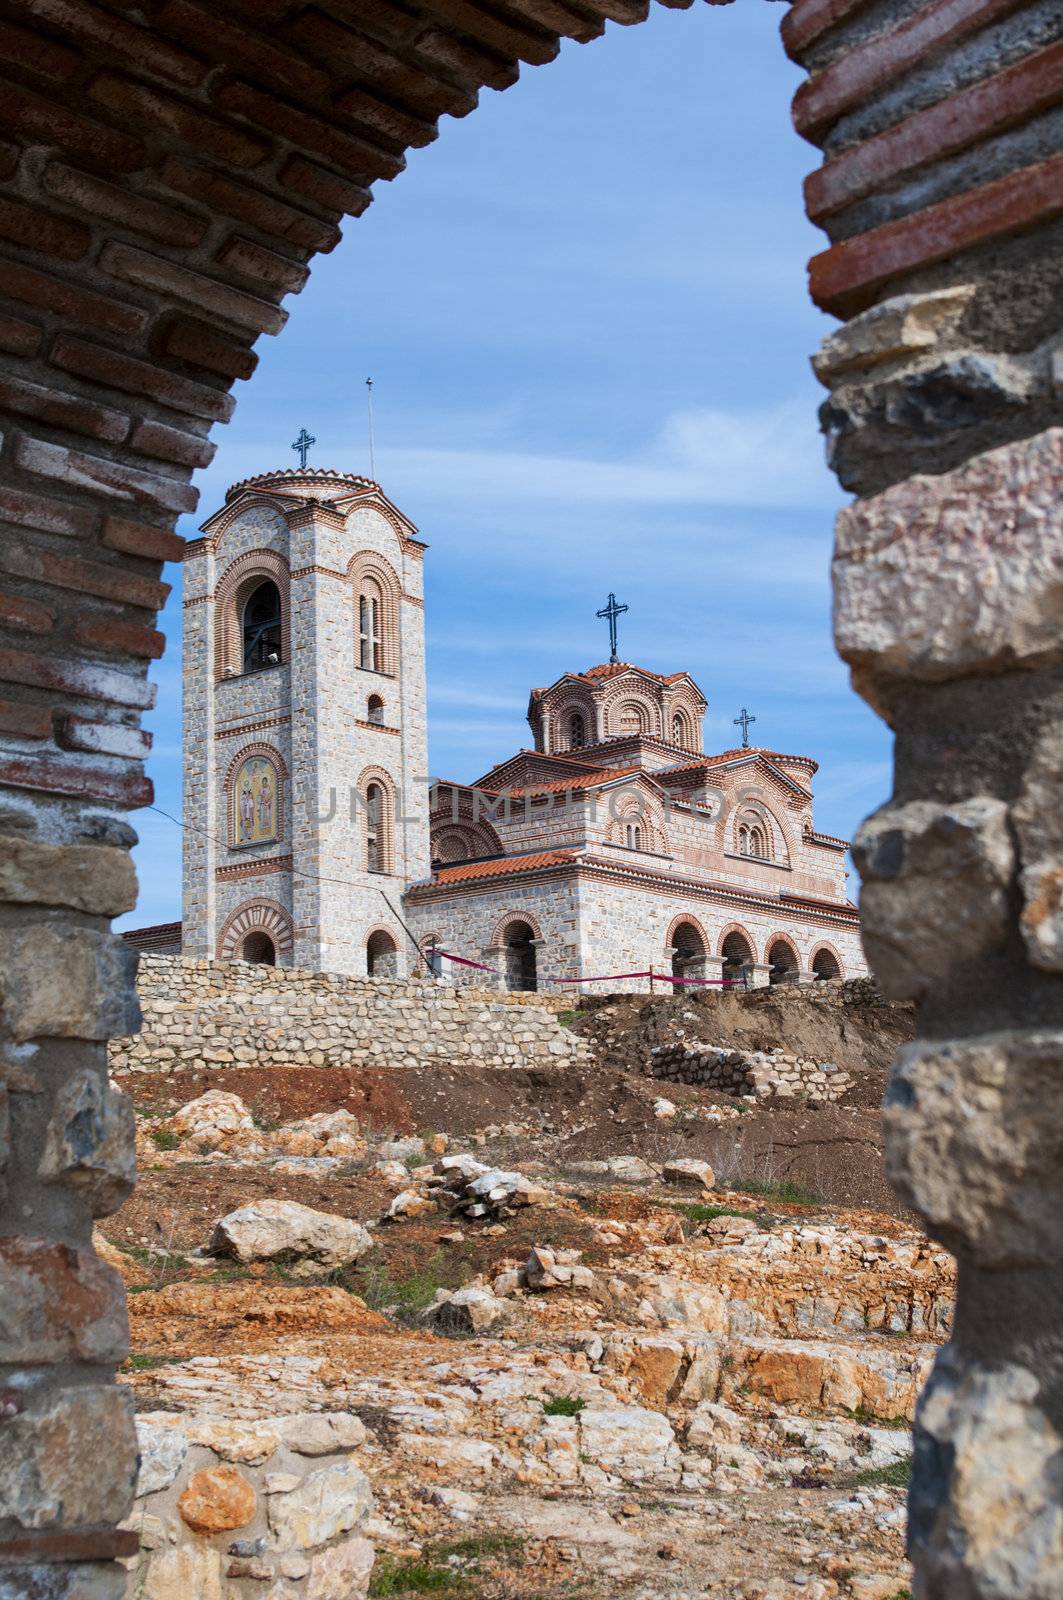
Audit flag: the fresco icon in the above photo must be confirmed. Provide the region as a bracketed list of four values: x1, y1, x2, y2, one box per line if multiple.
[234, 756, 279, 845]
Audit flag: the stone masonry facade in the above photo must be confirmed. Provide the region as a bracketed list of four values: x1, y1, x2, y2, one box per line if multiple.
[182, 467, 429, 977]
[0, 2, 1058, 1597]
[406, 661, 866, 992]
[108, 954, 590, 1075]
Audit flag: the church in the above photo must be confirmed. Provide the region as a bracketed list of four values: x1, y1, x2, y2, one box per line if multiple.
[129, 457, 866, 990]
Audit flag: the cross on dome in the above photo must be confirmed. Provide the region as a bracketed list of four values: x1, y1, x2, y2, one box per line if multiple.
[291, 426, 315, 469]
[596, 592, 628, 664]
[734, 707, 756, 748]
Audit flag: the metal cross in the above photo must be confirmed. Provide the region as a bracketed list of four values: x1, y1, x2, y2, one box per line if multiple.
[734, 707, 756, 748]
[596, 592, 628, 664]
[291, 427, 315, 469]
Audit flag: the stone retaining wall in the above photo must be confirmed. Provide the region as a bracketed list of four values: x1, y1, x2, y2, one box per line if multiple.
[650, 1042, 852, 1104]
[108, 955, 588, 1075]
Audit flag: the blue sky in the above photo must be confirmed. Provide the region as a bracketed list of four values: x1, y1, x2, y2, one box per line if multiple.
[121, 0, 893, 930]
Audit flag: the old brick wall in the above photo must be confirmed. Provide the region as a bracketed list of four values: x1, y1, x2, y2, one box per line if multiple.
[108, 953, 590, 1074]
[0, 0, 1058, 1595]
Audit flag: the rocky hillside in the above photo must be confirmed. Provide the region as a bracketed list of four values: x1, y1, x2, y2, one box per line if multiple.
[107, 990, 937, 1600]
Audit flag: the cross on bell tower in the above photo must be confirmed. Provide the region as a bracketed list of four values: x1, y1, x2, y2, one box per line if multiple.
[734, 707, 756, 748]
[291, 427, 315, 469]
[596, 592, 628, 664]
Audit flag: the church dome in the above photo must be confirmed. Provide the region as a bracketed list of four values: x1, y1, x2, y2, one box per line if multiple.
[224, 467, 381, 503]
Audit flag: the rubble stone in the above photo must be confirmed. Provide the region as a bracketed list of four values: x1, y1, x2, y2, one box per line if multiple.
[177, 1464, 257, 1534]
[210, 1200, 373, 1272]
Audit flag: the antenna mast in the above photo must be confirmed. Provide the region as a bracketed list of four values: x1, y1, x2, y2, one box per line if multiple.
[365, 376, 376, 480]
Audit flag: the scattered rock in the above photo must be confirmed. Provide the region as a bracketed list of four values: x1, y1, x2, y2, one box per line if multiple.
[662, 1158, 716, 1189]
[209, 1200, 373, 1272]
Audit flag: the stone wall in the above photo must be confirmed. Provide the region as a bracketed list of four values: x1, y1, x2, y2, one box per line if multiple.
[0, 2, 1058, 1597]
[650, 1041, 853, 1104]
[107, 955, 589, 1076]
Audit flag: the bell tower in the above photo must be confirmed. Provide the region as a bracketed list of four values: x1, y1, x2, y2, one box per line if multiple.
[181, 465, 429, 975]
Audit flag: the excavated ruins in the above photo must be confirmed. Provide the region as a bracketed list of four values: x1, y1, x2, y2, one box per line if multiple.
[90, 974, 943, 1598]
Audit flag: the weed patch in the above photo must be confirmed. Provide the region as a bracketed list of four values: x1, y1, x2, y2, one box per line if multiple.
[542, 1395, 585, 1417]
[124, 1353, 183, 1370]
[150, 1129, 180, 1151]
[733, 1178, 820, 1207]
[842, 1455, 913, 1490]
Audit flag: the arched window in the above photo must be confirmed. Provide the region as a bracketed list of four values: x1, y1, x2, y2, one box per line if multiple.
[241, 580, 282, 673]
[813, 948, 842, 981]
[672, 712, 688, 748]
[722, 930, 754, 985]
[241, 930, 276, 965]
[366, 782, 386, 873]
[624, 821, 642, 850]
[736, 813, 772, 860]
[367, 694, 385, 725]
[749, 825, 768, 858]
[768, 939, 798, 986]
[503, 921, 537, 992]
[359, 580, 383, 671]
[366, 929, 398, 977]
[569, 712, 585, 749]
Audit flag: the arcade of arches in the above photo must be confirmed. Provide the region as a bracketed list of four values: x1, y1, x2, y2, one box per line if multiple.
[0, 2, 1058, 1596]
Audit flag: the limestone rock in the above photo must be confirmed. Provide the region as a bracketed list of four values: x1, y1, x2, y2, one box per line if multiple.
[0, 1385, 136, 1529]
[0, 1236, 128, 1364]
[662, 1158, 715, 1189]
[276, 1412, 367, 1456]
[308, 1536, 375, 1599]
[884, 1031, 1063, 1267]
[178, 1463, 257, 1533]
[430, 1285, 510, 1334]
[164, 1090, 255, 1150]
[853, 796, 1013, 999]
[378, 1137, 425, 1162]
[273, 1109, 364, 1159]
[210, 1199, 373, 1271]
[140, 1545, 225, 1600]
[37, 1068, 135, 1215]
[653, 1097, 677, 1119]
[0, 924, 139, 1042]
[135, 1417, 189, 1495]
[524, 1245, 595, 1292]
[267, 1459, 372, 1549]
[577, 1405, 679, 1482]
[1012, 721, 1063, 972]
[387, 1189, 436, 1221]
[812, 287, 975, 382]
[910, 1346, 1063, 1599]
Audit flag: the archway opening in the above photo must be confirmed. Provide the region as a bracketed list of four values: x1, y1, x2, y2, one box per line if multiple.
[671, 921, 706, 981]
[768, 939, 799, 986]
[367, 694, 385, 725]
[241, 580, 282, 674]
[722, 930, 754, 987]
[241, 930, 276, 965]
[503, 921, 537, 992]
[367, 929, 399, 978]
[813, 948, 842, 982]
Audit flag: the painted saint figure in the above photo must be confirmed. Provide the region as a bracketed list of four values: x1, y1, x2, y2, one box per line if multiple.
[239, 778, 254, 842]
[257, 772, 273, 836]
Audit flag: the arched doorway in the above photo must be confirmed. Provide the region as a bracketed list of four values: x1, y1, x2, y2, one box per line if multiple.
[504, 922, 538, 992]
[768, 939, 799, 986]
[240, 930, 276, 965]
[813, 948, 842, 982]
[367, 929, 399, 978]
[671, 920, 707, 982]
[721, 930, 754, 987]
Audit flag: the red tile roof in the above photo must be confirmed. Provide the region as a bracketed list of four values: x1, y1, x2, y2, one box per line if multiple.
[431, 850, 580, 885]
[659, 748, 819, 777]
[531, 662, 696, 695]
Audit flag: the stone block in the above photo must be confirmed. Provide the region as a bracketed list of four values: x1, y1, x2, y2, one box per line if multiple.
[38, 1068, 135, 1215]
[0, 838, 137, 916]
[0, 1236, 128, 1363]
[812, 287, 975, 383]
[209, 1199, 373, 1272]
[135, 1417, 189, 1496]
[0, 1565, 128, 1600]
[274, 1411, 366, 1456]
[308, 1536, 375, 1599]
[833, 429, 1063, 682]
[0, 925, 139, 1042]
[884, 1031, 1063, 1268]
[267, 1459, 372, 1549]
[0, 1385, 136, 1528]
[1012, 722, 1063, 972]
[177, 1464, 257, 1533]
[852, 797, 1013, 998]
[140, 1546, 225, 1600]
[911, 1345, 1063, 1599]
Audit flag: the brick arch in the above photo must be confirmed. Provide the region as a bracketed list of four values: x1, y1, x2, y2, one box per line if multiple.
[203, 494, 291, 549]
[356, 763, 397, 875]
[348, 551, 402, 677]
[0, 3, 1053, 1590]
[550, 692, 597, 752]
[604, 693, 659, 739]
[490, 909, 544, 948]
[214, 548, 291, 681]
[809, 941, 845, 980]
[605, 789, 667, 854]
[217, 898, 294, 962]
[665, 912, 709, 954]
[764, 931, 800, 967]
[716, 922, 756, 960]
